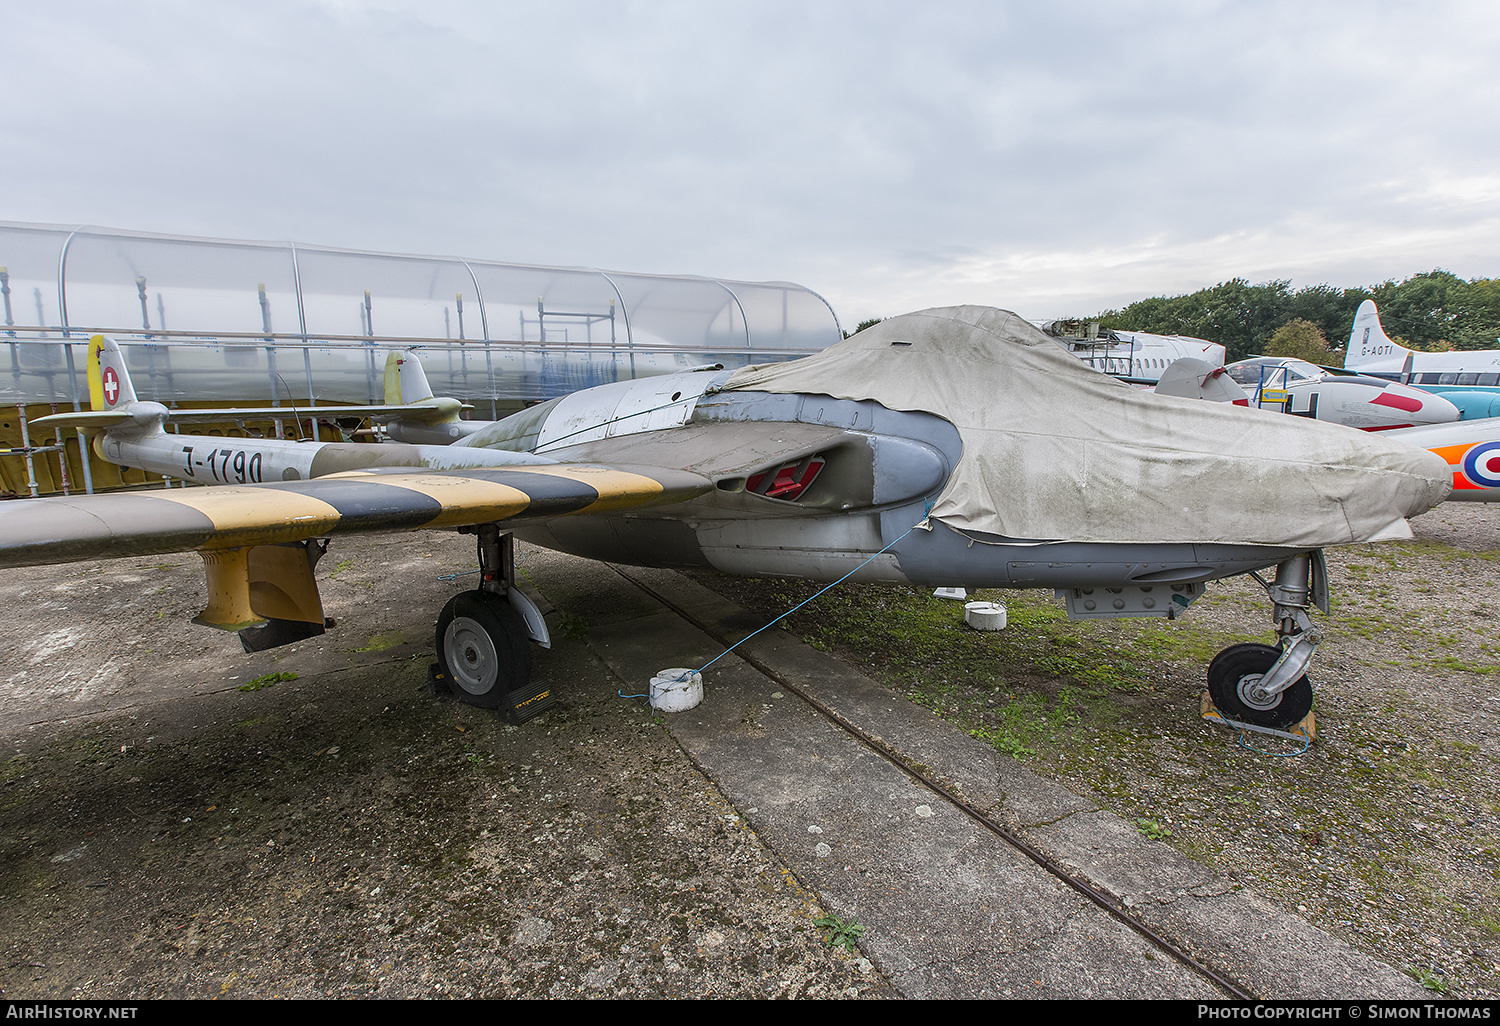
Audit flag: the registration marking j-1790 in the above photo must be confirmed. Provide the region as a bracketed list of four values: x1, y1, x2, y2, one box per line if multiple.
[181, 445, 266, 484]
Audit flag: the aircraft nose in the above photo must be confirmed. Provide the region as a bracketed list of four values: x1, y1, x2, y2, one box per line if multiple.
[1380, 441, 1453, 520]
[1372, 384, 1459, 424]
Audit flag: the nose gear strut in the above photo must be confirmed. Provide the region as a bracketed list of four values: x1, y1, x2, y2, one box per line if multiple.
[1204, 551, 1325, 732]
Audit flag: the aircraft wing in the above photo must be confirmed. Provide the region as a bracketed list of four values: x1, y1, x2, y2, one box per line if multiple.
[0, 463, 710, 568]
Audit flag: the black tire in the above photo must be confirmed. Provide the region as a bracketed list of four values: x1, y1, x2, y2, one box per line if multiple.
[435, 591, 532, 709]
[1206, 642, 1313, 729]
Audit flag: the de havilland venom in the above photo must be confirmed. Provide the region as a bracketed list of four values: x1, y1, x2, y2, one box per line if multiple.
[3, 307, 1450, 731]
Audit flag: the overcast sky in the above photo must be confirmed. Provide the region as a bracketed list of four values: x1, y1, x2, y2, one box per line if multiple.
[6, 1, 1499, 327]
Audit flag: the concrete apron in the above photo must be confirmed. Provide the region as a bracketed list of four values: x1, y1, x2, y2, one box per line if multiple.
[531, 556, 1425, 1001]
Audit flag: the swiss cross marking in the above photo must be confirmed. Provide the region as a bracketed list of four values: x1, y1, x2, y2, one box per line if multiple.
[102, 366, 120, 406]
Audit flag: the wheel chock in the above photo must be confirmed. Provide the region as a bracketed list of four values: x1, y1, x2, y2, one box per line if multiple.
[501, 678, 555, 725]
[1200, 692, 1316, 743]
[427, 662, 554, 725]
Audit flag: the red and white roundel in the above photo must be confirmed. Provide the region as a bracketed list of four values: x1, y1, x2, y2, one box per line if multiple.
[101, 366, 120, 406]
[1461, 441, 1500, 489]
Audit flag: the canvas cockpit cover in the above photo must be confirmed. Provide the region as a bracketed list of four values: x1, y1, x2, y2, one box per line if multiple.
[724, 306, 1450, 546]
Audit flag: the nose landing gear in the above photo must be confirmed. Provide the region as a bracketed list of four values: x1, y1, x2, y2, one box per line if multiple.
[1206, 642, 1313, 729]
[1206, 552, 1325, 732]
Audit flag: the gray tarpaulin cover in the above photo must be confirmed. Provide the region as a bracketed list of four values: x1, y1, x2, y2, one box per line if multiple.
[725, 306, 1450, 546]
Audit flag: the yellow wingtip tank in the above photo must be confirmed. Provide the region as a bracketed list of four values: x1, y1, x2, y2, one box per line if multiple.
[191, 548, 267, 631]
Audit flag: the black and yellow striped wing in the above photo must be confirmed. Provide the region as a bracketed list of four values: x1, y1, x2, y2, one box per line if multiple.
[0, 463, 709, 568]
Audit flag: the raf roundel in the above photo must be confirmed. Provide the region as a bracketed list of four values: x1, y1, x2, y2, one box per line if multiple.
[101, 365, 121, 407]
[1461, 441, 1500, 489]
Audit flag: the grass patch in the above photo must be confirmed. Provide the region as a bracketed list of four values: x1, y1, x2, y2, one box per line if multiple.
[351, 630, 405, 653]
[237, 671, 297, 692]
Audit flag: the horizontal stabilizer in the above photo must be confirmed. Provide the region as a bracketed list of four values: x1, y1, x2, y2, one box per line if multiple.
[24, 410, 135, 430]
[33, 399, 471, 431]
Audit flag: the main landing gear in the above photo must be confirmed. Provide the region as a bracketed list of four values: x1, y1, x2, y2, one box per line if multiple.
[1206, 552, 1325, 730]
[433, 524, 554, 723]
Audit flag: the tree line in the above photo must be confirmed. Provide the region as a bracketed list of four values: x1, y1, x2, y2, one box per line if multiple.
[1085, 270, 1500, 364]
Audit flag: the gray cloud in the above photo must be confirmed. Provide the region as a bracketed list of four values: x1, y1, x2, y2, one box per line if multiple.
[4, 0, 1498, 324]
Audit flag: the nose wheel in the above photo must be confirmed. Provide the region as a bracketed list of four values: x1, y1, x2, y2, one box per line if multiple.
[1206, 642, 1313, 729]
[1205, 552, 1324, 734]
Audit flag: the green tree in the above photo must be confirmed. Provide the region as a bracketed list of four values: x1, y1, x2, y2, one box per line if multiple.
[1370, 270, 1464, 350]
[1449, 277, 1500, 350]
[1285, 284, 1371, 351]
[1072, 270, 1500, 362]
[844, 317, 883, 339]
[1098, 279, 1294, 361]
[1265, 318, 1333, 364]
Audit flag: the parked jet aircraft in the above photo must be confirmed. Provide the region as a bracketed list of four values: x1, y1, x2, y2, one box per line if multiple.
[1345, 300, 1500, 419]
[5, 308, 1451, 732]
[1037, 320, 1225, 383]
[35, 337, 557, 483]
[1222, 357, 1459, 431]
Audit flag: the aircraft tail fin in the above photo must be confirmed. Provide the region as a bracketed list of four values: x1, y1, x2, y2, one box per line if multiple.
[384, 350, 437, 405]
[33, 335, 150, 431]
[88, 335, 139, 410]
[1154, 358, 1249, 405]
[377, 350, 471, 434]
[1346, 300, 1413, 371]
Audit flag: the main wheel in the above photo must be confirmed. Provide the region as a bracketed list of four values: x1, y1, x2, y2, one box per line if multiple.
[436, 591, 533, 709]
[1206, 642, 1313, 729]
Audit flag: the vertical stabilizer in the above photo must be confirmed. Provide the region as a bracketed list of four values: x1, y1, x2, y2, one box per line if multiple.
[1345, 301, 1412, 372]
[88, 335, 138, 410]
[384, 349, 436, 405]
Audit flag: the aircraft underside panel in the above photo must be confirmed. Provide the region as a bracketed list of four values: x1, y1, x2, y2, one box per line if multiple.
[884, 514, 1307, 589]
[515, 501, 1307, 594]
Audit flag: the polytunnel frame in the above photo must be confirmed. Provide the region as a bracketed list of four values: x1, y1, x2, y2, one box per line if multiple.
[45, 225, 838, 361]
[12, 224, 843, 492]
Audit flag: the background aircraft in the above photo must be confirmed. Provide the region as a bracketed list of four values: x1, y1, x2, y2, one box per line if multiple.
[1036, 320, 1225, 383]
[1345, 300, 1500, 419]
[1221, 357, 1460, 431]
[5, 308, 1451, 732]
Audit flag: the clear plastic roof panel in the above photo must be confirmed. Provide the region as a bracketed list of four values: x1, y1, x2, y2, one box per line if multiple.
[466, 262, 623, 344]
[60, 227, 300, 336]
[0, 223, 71, 330]
[0, 222, 843, 404]
[724, 281, 847, 352]
[604, 273, 747, 351]
[295, 248, 479, 340]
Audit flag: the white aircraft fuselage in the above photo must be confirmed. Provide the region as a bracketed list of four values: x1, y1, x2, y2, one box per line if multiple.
[1224, 357, 1460, 431]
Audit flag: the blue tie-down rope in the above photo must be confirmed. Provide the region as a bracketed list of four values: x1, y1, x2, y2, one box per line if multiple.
[621, 507, 933, 703]
[1233, 724, 1312, 758]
